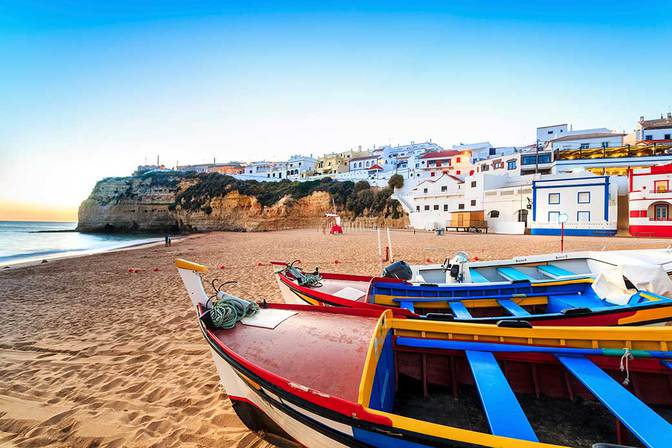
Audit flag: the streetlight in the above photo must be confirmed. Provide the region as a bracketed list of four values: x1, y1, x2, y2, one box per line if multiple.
[558, 213, 569, 252]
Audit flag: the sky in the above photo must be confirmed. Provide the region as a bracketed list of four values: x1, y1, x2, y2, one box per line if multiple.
[1, 1, 671, 221]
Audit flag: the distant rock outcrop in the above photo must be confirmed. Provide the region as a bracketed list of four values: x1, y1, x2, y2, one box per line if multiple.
[77, 172, 407, 232]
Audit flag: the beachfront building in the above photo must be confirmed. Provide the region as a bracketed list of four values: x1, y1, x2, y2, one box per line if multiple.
[474, 145, 554, 177]
[545, 128, 625, 152]
[628, 164, 672, 237]
[398, 172, 536, 234]
[635, 114, 672, 143]
[530, 173, 618, 236]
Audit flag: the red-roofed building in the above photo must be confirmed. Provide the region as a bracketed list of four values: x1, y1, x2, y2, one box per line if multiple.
[420, 150, 475, 178]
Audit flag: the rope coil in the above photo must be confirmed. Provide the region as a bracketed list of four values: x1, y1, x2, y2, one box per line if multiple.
[285, 260, 322, 287]
[209, 291, 259, 329]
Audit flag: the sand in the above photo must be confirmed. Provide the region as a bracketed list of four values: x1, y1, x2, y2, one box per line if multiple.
[1, 228, 670, 447]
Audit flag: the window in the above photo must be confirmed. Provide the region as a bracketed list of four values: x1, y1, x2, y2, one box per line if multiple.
[548, 211, 561, 223]
[443, 204, 449, 211]
[424, 205, 430, 211]
[577, 191, 591, 203]
[655, 204, 670, 221]
[481, 164, 490, 172]
[441, 186, 448, 192]
[665, 134, 671, 140]
[517, 209, 528, 223]
[601, 142, 610, 148]
[430, 172, 435, 177]
[423, 188, 428, 193]
[577, 211, 590, 222]
[456, 157, 461, 163]
[488, 210, 500, 218]
[458, 204, 465, 210]
[416, 206, 420, 212]
[548, 193, 560, 204]
[646, 135, 653, 141]
[456, 170, 461, 175]
[470, 200, 476, 206]
[547, 130, 553, 135]
[655, 180, 669, 193]
[507, 160, 517, 170]
[579, 143, 590, 149]
[522, 155, 535, 165]
[539, 153, 551, 164]
[433, 204, 439, 211]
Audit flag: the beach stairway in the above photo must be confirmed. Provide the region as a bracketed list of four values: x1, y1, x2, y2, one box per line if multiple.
[396, 336, 672, 447]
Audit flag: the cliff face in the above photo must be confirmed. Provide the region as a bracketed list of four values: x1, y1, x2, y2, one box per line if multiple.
[77, 173, 407, 232]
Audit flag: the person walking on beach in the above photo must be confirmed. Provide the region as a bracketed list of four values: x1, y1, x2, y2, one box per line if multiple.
[165, 234, 171, 247]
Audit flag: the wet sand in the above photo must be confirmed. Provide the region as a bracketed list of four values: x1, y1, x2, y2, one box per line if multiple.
[0, 229, 669, 447]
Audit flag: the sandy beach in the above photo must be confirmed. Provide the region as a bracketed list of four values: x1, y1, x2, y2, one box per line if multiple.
[1, 229, 671, 448]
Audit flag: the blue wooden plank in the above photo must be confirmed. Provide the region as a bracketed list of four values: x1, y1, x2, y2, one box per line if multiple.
[466, 350, 538, 441]
[468, 269, 490, 283]
[558, 355, 672, 448]
[449, 301, 472, 319]
[399, 300, 415, 313]
[497, 267, 534, 282]
[497, 299, 531, 317]
[537, 264, 575, 278]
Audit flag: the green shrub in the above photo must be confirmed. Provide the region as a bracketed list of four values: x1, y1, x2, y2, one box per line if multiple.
[388, 173, 404, 189]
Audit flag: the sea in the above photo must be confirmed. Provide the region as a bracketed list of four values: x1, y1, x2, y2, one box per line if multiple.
[0, 221, 164, 266]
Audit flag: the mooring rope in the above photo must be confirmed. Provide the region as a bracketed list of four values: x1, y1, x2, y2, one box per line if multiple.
[209, 291, 259, 329]
[285, 260, 322, 287]
[620, 347, 633, 386]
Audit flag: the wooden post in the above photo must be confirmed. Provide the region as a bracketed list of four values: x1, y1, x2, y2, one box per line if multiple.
[386, 227, 393, 262]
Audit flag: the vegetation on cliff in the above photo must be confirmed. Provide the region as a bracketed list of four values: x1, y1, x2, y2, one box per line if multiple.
[170, 172, 402, 218]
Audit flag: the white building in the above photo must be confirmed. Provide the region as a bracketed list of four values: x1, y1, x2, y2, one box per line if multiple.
[546, 128, 625, 151]
[636, 114, 672, 142]
[380, 141, 442, 171]
[286, 155, 317, 180]
[348, 154, 379, 173]
[537, 124, 568, 143]
[244, 161, 274, 176]
[454, 142, 494, 161]
[398, 172, 536, 234]
[420, 149, 475, 178]
[530, 173, 618, 236]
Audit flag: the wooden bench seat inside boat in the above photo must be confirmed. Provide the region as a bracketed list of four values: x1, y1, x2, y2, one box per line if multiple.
[212, 311, 376, 401]
[537, 264, 575, 278]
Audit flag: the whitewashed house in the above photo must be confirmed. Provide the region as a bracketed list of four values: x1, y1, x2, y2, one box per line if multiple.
[398, 172, 536, 234]
[629, 163, 672, 237]
[636, 114, 672, 142]
[286, 155, 317, 180]
[546, 128, 625, 151]
[537, 124, 569, 143]
[530, 173, 618, 236]
[348, 154, 379, 173]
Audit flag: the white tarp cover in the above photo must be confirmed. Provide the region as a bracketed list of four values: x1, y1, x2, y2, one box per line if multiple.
[621, 263, 672, 297]
[592, 267, 633, 306]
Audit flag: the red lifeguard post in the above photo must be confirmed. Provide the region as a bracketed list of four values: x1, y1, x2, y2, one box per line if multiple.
[326, 213, 343, 235]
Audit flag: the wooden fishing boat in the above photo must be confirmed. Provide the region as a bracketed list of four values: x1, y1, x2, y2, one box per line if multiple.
[178, 258, 672, 447]
[271, 260, 672, 326]
[415, 248, 672, 297]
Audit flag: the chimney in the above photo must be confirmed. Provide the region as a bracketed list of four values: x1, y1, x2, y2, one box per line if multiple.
[668, 112, 672, 120]
[640, 115, 645, 122]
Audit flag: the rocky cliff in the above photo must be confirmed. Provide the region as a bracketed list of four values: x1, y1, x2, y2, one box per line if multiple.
[77, 172, 407, 232]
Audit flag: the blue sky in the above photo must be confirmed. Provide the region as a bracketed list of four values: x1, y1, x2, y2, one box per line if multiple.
[1, 1, 671, 220]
